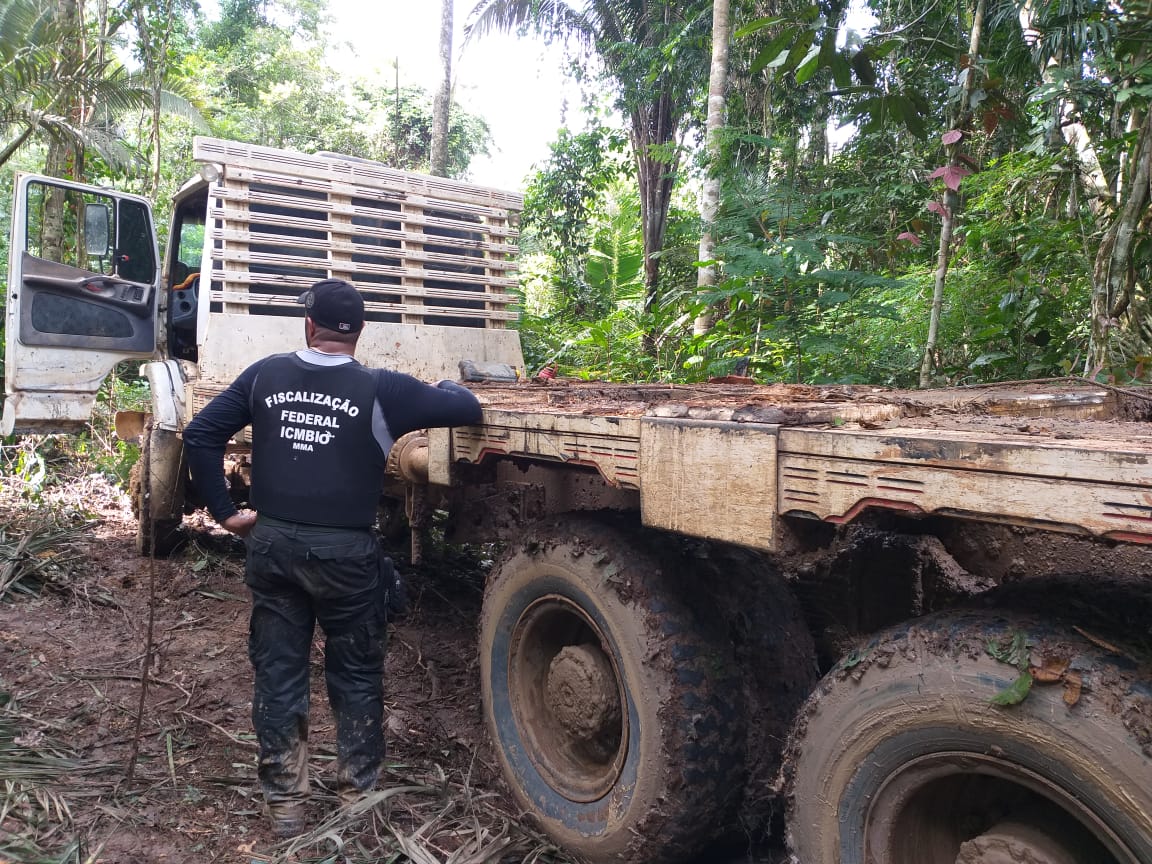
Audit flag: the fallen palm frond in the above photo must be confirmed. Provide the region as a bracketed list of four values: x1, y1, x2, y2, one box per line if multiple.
[0, 519, 90, 601]
[0, 693, 118, 863]
[0, 458, 111, 602]
[269, 762, 569, 864]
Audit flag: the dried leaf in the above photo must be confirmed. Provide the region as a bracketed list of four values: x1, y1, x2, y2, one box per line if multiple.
[1063, 670, 1083, 707]
[1029, 655, 1070, 683]
[1072, 625, 1126, 656]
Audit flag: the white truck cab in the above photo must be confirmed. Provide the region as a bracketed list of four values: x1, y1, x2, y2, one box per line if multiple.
[4, 137, 524, 550]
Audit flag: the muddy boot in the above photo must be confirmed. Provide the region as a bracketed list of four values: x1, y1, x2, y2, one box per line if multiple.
[268, 801, 306, 839]
[258, 729, 310, 838]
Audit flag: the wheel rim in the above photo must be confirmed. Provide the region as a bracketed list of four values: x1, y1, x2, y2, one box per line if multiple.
[864, 752, 1135, 864]
[507, 595, 628, 803]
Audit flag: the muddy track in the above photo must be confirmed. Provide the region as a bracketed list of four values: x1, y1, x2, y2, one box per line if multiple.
[0, 479, 559, 863]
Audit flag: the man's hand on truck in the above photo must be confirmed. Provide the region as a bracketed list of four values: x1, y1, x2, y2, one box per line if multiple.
[222, 509, 256, 538]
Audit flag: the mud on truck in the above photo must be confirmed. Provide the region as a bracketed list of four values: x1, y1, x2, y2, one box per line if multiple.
[5, 137, 1152, 864]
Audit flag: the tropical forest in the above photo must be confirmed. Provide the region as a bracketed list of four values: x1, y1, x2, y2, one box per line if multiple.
[0, 1, 1150, 863]
[0, 0, 1148, 391]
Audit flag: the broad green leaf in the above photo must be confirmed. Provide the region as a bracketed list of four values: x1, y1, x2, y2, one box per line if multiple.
[893, 94, 927, 139]
[829, 51, 852, 89]
[751, 27, 800, 76]
[990, 671, 1034, 706]
[734, 16, 788, 38]
[794, 44, 823, 84]
[783, 30, 817, 75]
[850, 49, 877, 86]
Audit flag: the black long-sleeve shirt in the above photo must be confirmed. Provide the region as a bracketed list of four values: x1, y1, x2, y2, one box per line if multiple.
[183, 348, 482, 525]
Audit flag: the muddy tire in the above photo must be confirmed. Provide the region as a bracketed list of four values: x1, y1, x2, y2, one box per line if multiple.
[784, 610, 1152, 864]
[479, 516, 744, 864]
[129, 425, 186, 557]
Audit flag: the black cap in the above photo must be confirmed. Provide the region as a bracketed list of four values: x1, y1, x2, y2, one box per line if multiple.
[296, 279, 365, 333]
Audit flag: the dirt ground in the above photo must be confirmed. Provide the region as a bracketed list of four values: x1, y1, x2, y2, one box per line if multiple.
[0, 474, 570, 864]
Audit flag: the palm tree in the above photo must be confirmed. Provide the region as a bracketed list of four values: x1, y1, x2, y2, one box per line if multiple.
[467, 0, 711, 349]
[0, 0, 202, 172]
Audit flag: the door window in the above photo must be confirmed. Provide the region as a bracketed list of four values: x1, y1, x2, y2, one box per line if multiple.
[24, 181, 156, 282]
[17, 179, 157, 352]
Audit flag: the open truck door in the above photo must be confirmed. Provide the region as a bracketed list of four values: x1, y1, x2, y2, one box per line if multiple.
[3, 175, 160, 435]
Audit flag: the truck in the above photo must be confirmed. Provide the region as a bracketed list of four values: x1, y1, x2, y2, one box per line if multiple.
[5, 137, 1151, 864]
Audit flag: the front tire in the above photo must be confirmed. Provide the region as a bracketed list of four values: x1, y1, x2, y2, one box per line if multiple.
[785, 611, 1152, 864]
[479, 516, 744, 864]
[129, 425, 185, 557]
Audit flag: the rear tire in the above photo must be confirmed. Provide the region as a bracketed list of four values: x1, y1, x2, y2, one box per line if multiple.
[784, 610, 1152, 864]
[479, 516, 745, 864]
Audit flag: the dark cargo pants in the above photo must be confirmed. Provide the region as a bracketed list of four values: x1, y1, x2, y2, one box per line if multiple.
[245, 515, 386, 810]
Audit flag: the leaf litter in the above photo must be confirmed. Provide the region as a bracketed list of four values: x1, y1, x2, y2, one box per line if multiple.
[0, 468, 573, 864]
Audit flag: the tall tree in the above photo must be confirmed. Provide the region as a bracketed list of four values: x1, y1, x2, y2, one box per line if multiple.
[430, 0, 454, 176]
[467, 0, 711, 348]
[693, 0, 730, 335]
[1091, 108, 1152, 372]
[131, 0, 190, 198]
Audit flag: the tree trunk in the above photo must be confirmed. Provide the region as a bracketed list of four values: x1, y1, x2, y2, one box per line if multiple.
[633, 89, 681, 354]
[1088, 109, 1152, 373]
[42, 139, 70, 264]
[693, 0, 730, 337]
[919, 0, 986, 388]
[430, 0, 453, 177]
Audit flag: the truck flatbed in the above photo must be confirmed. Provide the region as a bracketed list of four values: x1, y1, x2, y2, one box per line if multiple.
[444, 379, 1152, 550]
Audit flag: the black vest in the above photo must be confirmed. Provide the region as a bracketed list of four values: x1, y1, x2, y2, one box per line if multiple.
[249, 353, 385, 527]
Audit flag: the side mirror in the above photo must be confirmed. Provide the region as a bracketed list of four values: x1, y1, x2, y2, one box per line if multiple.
[84, 203, 111, 257]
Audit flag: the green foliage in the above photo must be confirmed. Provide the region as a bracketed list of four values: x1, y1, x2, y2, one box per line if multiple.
[681, 165, 905, 383]
[0, 0, 204, 173]
[986, 631, 1034, 706]
[521, 127, 628, 319]
[990, 670, 1035, 706]
[322, 82, 492, 179]
[517, 167, 702, 381]
[468, 0, 716, 332]
[986, 631, 1029, 668]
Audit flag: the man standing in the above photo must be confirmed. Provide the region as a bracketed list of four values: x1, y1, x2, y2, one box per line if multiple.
[183, 278, 482, 838]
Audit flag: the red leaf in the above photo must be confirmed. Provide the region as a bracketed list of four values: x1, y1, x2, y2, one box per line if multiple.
[926, 200, 951, 219]
[940, 164, 971, 191]
[982, 109, 1000, 135]
[930, 165, 972, 191]
[941, 129, 963, 145]
[896, 231, 922, 247]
